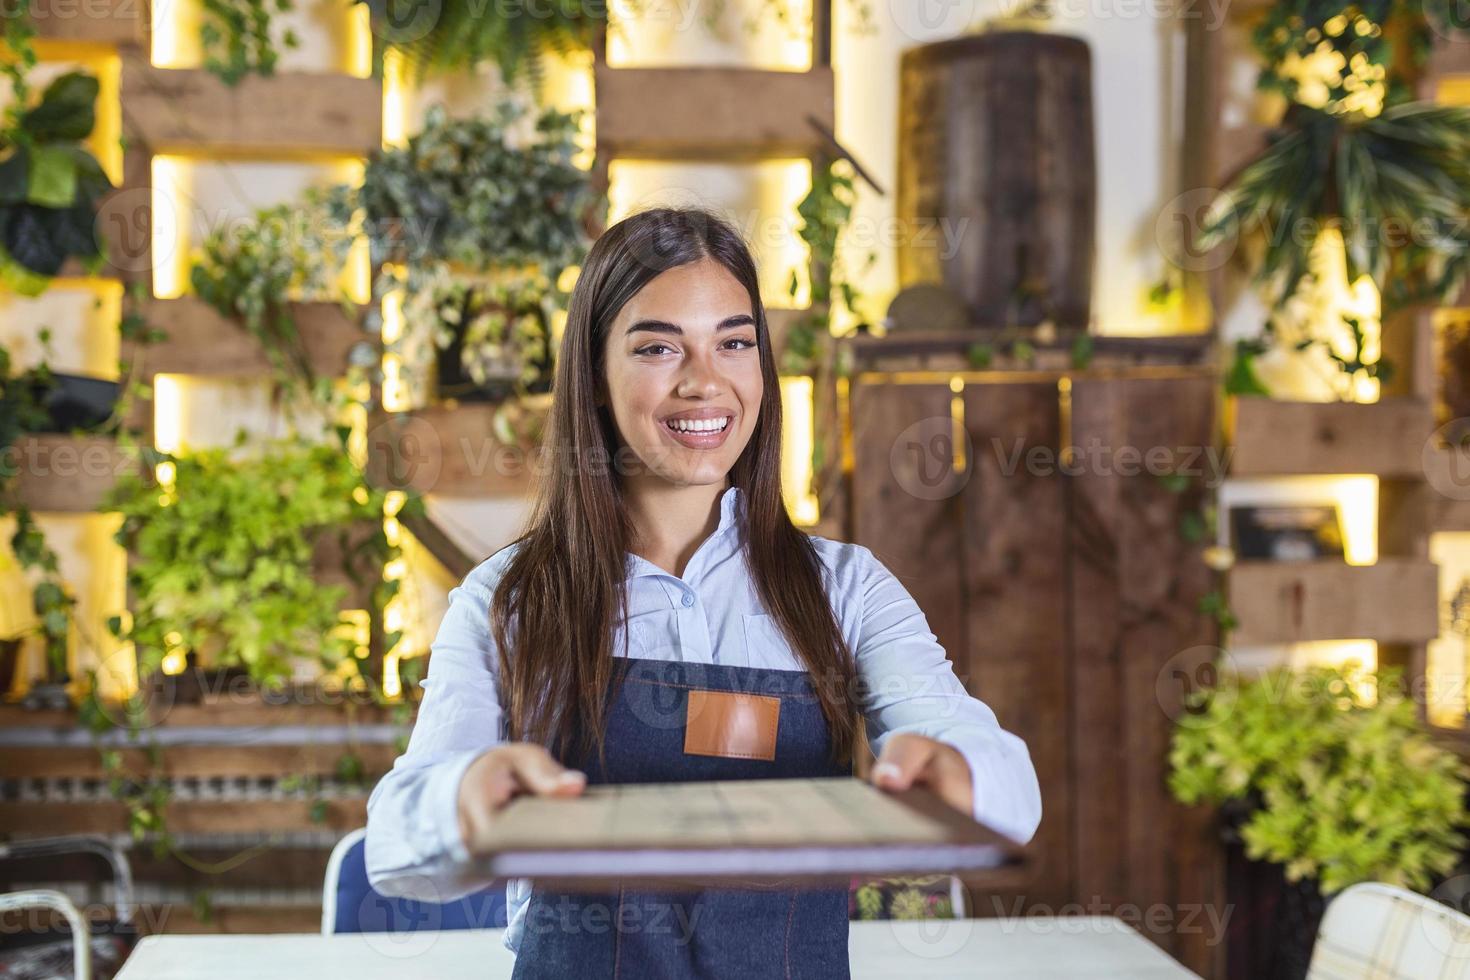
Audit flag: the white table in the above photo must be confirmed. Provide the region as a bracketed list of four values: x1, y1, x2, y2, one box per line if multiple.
[115, 918, 1201, 978]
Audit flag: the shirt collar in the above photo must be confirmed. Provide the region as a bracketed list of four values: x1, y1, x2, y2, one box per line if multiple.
[626, 484, 743, 581]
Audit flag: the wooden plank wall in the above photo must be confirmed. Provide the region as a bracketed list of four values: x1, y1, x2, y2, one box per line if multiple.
[849, 371, 1224, 977]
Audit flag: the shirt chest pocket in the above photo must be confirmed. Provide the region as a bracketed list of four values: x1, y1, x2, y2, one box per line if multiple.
[741, 613, 801, 671]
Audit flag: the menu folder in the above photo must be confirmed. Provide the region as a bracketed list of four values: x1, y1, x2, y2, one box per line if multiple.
[465, 776, 1025, 890]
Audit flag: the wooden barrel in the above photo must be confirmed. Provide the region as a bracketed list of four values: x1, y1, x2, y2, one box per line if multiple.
[897, 31, 1096, 330]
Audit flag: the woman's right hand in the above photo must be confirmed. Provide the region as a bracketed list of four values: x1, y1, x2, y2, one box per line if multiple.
[456, 743, 587, 856]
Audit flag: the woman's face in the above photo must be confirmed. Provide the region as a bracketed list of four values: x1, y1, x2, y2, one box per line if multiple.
[600, 256, 763, 489]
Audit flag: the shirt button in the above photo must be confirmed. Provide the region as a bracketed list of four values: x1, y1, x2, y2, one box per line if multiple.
[681, 592, 695, 608]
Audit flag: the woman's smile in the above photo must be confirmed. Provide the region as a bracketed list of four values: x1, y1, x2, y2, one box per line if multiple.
[660, 408, 737, 450]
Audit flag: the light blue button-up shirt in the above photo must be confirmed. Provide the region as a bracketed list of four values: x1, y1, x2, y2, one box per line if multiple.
[364, 484, 1042, 951]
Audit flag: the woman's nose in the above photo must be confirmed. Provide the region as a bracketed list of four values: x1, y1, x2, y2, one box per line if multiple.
[675, 348, 724, 399]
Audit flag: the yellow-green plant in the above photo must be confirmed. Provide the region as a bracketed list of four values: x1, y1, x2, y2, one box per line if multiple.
[1170, 663, 1468, 894]
[106, 434, 393, 688]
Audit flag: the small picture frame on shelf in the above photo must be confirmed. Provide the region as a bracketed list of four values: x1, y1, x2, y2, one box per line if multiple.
[1230, 504, 1346, 562]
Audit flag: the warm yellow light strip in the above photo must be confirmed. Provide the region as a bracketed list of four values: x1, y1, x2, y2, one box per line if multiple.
[780, 376, 819, 526]
[1332, 475, 1378, 566]
[150, 156, 190, 299]
[151, 0, 203, 67]
[381, 283, 410, 412]
[381, 490, 411, 699]
[382, 48, 409, 150]
[949, 375, 966, 475]
[345, 1, 373, 79]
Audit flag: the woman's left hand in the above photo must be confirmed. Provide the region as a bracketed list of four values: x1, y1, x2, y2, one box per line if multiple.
[869, 733, 974, 816]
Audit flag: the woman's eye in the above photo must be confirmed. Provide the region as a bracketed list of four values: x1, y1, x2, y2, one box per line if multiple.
[723, 337, 756, 350]
[635, 343, 672, 356]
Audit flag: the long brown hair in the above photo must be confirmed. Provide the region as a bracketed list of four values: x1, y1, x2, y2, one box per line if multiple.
[490, 207, 858, 767]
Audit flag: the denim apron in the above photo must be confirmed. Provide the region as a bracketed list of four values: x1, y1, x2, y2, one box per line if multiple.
[510, 656, 852, 979]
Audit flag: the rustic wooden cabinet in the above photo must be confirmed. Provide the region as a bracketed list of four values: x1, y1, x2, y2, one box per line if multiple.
[838, 333, 1226, 977]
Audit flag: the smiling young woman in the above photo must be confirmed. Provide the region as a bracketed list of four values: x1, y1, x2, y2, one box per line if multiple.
[364, 208, 1042, 979]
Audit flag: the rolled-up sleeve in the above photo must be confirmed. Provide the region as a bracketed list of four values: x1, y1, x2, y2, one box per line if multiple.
[364, 554, 510, 902]
[852, 545, 1043, 845]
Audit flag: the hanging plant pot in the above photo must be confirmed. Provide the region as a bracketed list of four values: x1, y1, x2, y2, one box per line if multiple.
[142, 653, 254, 707]
[38, 372, 120, 431]
[0, 635, 20, 698]
[430, 266, 556, 403]
[1218, 793, 1325, 980]
[0, 371, 120, 432]
[435, 325, 524, 403]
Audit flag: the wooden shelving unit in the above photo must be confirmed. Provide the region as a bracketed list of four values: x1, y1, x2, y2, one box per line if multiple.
[1227, 397, 1436, 478]
[8, 434, 135, 512]
[1229, 559, 1440, 646]
[117, 51, 383, 157]
[28, 0, 144, 45]
[0, 798, 369, 835]
[2, 9, 395, 936]
[593, 65, 835, 159]
[124, 297, 370, 381]
[366, 405, 541, 499]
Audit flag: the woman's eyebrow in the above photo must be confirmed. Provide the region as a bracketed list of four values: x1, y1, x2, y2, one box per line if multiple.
[625, 314, 756, 336]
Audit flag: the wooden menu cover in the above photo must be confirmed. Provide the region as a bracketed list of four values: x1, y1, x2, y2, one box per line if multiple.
[467, 776, 1024, 889]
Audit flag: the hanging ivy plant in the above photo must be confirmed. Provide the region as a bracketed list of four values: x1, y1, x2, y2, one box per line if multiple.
[189, 195, 359, 405]
[199, 0, 300, 85]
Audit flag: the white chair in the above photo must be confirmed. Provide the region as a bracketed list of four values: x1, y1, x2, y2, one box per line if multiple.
[1307, 881, 1470, 979]
[0, 889, 92, 979]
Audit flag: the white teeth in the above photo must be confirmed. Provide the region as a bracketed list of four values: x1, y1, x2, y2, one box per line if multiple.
[668, 416, 730, 433]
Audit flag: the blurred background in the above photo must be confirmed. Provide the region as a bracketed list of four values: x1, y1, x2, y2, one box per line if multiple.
[4, 0, 1470, 977]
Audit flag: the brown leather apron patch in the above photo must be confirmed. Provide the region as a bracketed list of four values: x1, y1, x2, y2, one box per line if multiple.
[683, 690, 780, 761]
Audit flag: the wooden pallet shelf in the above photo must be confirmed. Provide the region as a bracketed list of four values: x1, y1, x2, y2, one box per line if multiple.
[29, 0, 145, 45]
[125, 297, 370, 381]
[367, 405, 541, 498]
[1227, 397, 1435, 478]
[4, 844, 336, 895]
[594, 66, 834, 160]
[8, 433, 135, 512]
[1229, 559, 1440, 646]
[0, 742, 400, 780]
[0, 797, 368, 835]
[119, 52, 382, 157]
[0, 699, 403, 731]
[1420, 445, 1470, 532]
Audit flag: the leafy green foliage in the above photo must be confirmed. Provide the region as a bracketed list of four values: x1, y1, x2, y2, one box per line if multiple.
[0, 71, 114, 293]
[190, 198, 355, 402]
[1197, 103, 1470, 314]
[358, 0, 606, 89]
[199, 0, 300, 86]
[1170, 664, 1469, 894]
[781, 158, 873, 376]
[334, 101, 597, 273]
[322, 99, 598, 403]
[106, 436, 391, 688]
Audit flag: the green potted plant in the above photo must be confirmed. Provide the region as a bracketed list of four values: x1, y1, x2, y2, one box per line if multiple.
[1170, 662, 1469, 976]
[410, 262, 556, 403]
[324, 98, 601, 408]
[1192, 0, 1470, 397]
[0, 341, 76, 706]
[105, 433, 394, 695]
[0, 71, 115, 296]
